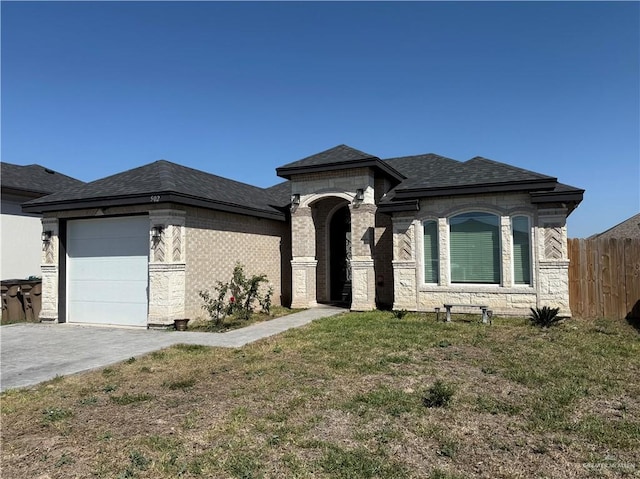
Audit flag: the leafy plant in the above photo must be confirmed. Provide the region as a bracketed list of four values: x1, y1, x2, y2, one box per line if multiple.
[200, 263, 271, 326]
[529, 306, 562, 328]
[423, 380, 456, 408]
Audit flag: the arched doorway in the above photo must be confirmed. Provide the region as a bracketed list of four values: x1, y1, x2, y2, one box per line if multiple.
[329, 205, 352, 304]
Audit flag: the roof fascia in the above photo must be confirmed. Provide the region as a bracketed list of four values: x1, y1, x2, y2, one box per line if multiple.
[377, 199, 420, 213]
[276, 158, 405, 183]
[392, 179, 558, 200]
[22, 192, 286, 221]
[529, 189, 585, 204]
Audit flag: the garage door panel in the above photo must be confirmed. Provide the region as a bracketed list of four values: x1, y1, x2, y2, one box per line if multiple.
[69, 257, 149, 281]
[68, 237, 148, 258]
[69, 301, 149, 326]
[67, 217, 149, 327]
[68, 279, 147, 304]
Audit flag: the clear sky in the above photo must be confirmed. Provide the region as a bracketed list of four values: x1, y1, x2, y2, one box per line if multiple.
[2, 1, 638, 238]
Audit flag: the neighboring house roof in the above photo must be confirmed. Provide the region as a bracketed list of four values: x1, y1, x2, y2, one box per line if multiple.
[23, 160, 286, 220]
[589, 213, 640, 240]
[21, 144, 584, 219]
[1, 162, 84, 196]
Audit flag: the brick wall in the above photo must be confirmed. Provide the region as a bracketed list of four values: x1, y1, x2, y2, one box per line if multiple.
[183, 206, 289, 319]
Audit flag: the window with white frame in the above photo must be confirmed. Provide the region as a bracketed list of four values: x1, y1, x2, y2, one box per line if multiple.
[423, 220, 439, 283]
[512, 216, 532, 285]
[449, 212, 500, 284]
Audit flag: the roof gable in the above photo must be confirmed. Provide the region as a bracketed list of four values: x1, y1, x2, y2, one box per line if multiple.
[276, 144, 405, 182]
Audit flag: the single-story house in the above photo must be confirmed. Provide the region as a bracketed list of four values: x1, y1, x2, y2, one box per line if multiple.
[1, 163, 84, 280]
[22, 145, 584, 327]
[588, 212, 640, 240]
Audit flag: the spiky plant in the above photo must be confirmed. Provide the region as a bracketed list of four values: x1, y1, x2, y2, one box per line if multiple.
[529, 306, 562, 328]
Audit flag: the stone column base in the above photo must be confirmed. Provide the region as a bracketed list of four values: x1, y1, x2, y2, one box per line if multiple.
[392, 261, 417, 311]
[350, 259, 376, 311]
[291, 258, 318, 309]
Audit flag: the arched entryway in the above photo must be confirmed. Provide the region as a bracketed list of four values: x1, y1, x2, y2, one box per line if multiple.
[329, 205, 352, 304]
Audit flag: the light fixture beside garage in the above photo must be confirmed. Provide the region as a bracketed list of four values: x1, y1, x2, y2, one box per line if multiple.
[151, 225, 164, 242]
[41, 230, 52, 243]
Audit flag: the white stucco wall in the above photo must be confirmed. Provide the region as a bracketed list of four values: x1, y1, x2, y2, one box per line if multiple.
[1, 199, 42, 280]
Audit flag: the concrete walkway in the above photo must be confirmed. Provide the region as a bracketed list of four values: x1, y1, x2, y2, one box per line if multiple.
[0, 305, 345, 392]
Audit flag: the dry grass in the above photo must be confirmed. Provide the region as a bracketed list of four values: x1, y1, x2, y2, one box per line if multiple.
[2, 312, 639, 478]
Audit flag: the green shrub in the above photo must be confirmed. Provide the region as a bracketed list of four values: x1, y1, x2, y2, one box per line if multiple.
[392, 309, 408, 319]
[529, 306, 562, 328]
[200, 263, 271, 326]
[423, 380, 456, 408]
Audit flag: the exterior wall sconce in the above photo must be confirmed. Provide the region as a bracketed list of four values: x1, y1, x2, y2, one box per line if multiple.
[291, 193, 300, 212]
[41, 230, 53, 243]
[353, 188, 365, 206]
[151, 225, 164, 241]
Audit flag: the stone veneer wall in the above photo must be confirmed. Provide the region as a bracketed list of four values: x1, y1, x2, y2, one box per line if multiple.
[183, 206, 289, 320]
[391, 192, 572, 317]
[290, 167, 378, 310]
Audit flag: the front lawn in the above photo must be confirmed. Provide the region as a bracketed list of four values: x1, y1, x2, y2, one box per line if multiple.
[2, 312, 638, 478]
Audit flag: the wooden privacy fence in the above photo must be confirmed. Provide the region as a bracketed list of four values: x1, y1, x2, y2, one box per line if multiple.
[568, 238, 640, 320]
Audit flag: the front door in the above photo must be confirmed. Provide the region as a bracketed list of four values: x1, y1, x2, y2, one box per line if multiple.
[329, 205, 351, 303]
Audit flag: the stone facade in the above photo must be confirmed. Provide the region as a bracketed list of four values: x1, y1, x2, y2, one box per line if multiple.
[390, 192, 572, 316]
[38, 203, 290, 326]
[35, 158, 577, 326]
[289, 168, 377, 310]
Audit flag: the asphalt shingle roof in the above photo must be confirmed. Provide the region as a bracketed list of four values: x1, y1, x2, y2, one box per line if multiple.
[278, 145, 377, 169]
[1, 163, 84, 195]
[20, 145, 583, 217]
[590, 213, 640, 239]
[24, 160, 286, 219]
[384, 155, 556, 192]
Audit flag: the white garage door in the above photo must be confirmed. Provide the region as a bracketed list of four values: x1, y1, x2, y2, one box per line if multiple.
[67, 216, 149, 327]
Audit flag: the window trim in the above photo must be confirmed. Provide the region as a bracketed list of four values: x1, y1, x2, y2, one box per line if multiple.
[422, 219, 439, 285]
[511, 215, 533, 286]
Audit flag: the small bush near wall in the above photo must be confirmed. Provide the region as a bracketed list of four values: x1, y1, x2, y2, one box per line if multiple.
[199, 263, 273, 330]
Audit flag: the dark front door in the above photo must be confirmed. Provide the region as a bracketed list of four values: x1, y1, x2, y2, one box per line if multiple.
[330, 205, 351, 303]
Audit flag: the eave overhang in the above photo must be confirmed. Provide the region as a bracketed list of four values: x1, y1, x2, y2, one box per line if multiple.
[377, 199, 420, 214]
[276, 157, 406, 184]
[392, 179, 558, 200]
[22, 192, 286, 221]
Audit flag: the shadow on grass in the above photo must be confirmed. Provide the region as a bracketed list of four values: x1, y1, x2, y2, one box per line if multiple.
[625, 299, 640, 333]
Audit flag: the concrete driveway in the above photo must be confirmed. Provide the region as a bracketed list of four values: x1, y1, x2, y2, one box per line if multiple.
[0, 305, 345, 392]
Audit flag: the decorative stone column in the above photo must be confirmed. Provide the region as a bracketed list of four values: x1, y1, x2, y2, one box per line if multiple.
[392, 217, 417, 310]
[350, 202, 377, 311]
[500, 215, 514, 287]
[148, 210, 187, 327]
[39, 218, 59, 322]
[536, 207, 571, 316]
[290, 206, 317, 308]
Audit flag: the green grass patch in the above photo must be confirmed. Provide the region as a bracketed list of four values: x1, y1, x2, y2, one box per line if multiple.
[2, 312, 639, 479]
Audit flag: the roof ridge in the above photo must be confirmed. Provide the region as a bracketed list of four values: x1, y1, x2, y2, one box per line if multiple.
[156, 160, 177, 190]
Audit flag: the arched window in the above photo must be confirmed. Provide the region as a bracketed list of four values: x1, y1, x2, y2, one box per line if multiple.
[512, 216, 531, 285]
[423, 220, 439, 283]
[449, 212, 500, 284]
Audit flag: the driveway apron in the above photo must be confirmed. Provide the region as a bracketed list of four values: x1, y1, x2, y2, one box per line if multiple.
[0, 305, 345, 392]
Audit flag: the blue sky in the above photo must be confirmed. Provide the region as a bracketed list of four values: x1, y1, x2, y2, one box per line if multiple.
[2, 1, 638, 238]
